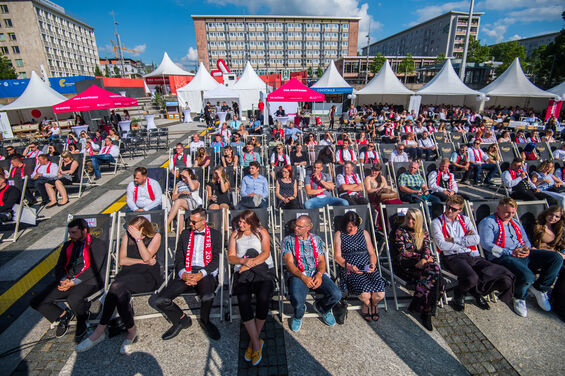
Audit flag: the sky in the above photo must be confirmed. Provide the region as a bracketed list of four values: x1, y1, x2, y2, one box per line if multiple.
[54, 0, 564, 71]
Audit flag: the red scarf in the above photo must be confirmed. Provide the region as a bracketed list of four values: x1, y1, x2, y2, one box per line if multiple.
[439, 214, 477, 253]
[64, 234, 91, 279]
[531, 137, 539, 143]
[185, 225, 212, 272]
[516, 137, 526, 143]
[339, 149, 354, 163]
[428, 126, 436, 133]
[436, 169, 453, 189]
[87, 147, 93, 156]
[27, 150, 39, 158]
[495, 214, 525, 248]
[472, 148, 483, 163]
[221, 129, 230, 138]
[363, 151, 379, 164]
[385, 126, 395, 137]
[11, 164, 25, 178]
[243, 152, 256, 163]
[404, 125, 413, 133]
[176, 152, 188, 167]
[508, 169, 524, 180]
[0, 184, 9, 206]
[294, 233, 319, 273]
[344, 173, 359, 195]
[134, 180, 155, 203]
[358, 139, 368, 145]
[101, 146, 111, 154]
[310, 174, 325, 196]
[274, 153, 289, 166]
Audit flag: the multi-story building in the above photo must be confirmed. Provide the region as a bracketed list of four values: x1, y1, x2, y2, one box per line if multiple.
[0, 0, 98, 79]
[192, 15, 359, 75]
[362, 11, 483, 58]
[98, 58, 145, 78]
[490, 32, 560, 58]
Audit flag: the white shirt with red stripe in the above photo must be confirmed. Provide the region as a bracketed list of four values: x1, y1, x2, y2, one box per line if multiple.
[468, 147, 489, 164]
[428, 170, 458, 193]
[32, 161, 58, 179]
[98, 144, 119, 158]
[336, 173, 362, 197]
[431, 214, 480, 256]
[335, 148, 357, 163]
[126, 177, 162, 211]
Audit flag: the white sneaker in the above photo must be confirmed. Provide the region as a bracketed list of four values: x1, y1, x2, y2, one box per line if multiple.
[120, 335, 138, 355]
[528, 286, 552, 311]
[513, 298, 528, 317]
[75, 333, 106, 352]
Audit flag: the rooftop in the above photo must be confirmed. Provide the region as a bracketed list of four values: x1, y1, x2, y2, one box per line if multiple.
[191, 14, 360, 21]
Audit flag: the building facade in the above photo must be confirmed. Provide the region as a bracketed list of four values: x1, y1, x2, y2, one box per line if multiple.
[192, 15, 359, 75]
[491, 32, 560, 58]
[0, 0, 98, 79]
[362, 11, 482, 58]
[98, 58, 145, 78]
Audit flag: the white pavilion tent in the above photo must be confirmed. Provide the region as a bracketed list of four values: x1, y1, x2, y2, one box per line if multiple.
[203, 84, 241, 118]
[176, 62, 220, 113]
[2, 71, 68, 124]
[311, 60, 353, 114]
[480, 58, 557, 111]
[548, 81, 565, 99]
[356, 60, 414, 106]
[416, 59, 481, 108]
[232, 61, 267, 113]
[144, 52, 193, 77]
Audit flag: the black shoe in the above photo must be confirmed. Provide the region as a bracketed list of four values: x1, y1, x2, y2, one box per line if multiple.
[199, 320, 221, 340]
[483, 180, 495, 186]
[75, 318, 88, 339]
[421, 313, 433, 331]
[56, 310, 74, 338]
[451, 294, 465, 312]
[162, 315, 192, 341]
[475, 296, 491, 310]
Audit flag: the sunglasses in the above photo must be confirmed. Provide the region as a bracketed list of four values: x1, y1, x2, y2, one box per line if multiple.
[447, 205, 462, 212]
[189, 219, 203, 225]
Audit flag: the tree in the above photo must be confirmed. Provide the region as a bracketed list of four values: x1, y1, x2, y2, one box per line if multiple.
[94, 65, 103, 77]
[490, 40, 527, 76]
[316, 65, 323, 77]
[0, 55, 16, 80]
[113, 66, 121, 77]
[398, 54, 415, 73]
[307, 66, 313, 77]
[104, 65, 110, 77]
[434, 53, 446, 65]
[369, 53, 386, 74]
[466, 37, 490, 63]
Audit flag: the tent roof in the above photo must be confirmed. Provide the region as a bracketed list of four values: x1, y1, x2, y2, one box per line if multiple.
[232, 61, 267, 90]
[203, 84, 240, 100]
[356, 60, 414, 95]
[2, 71, 67, 111]
[417, 59, 479, 96]
[267, 78, 325, 102]
[480, 58, 555, 98]
[53, 85, 138, 113]
[311, 60, 352, 93]
[548, 81, 565, 99]
[144, 52, 193, 77]
[177, 62, 219, 92]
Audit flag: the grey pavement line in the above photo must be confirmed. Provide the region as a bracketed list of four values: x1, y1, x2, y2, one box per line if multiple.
[435, 308, 520, 375]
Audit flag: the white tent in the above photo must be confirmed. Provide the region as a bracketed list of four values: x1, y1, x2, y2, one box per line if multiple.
[144, 52, 193, 77]
[356, 60, 414, 106]
[176, 62, 220, 112]
[548, 81, 565, 99]
[232, 61, 267, 112]
[203, 84, 241, 117]
[480, 58, 557, 111]
[2, 71, 68, 124]
[311, 60, 352, 93]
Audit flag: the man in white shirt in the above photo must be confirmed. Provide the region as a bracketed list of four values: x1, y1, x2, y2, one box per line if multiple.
[90, 137, 120, 180]
[359, 143, 380, 165]
[216, 122, 232, 143]
[389, 144, 409, 163]
[553, 143, 565, 161]
[23, 142, 42, 159]
[428, 158, 460, 202]
[126, 166, 162, 212]
[335, 139, 358, 165]
[169, 143, 190, 175]
[418, 131, 436, 161]
[336, 161, 368, 205]
[32, 154, 59, 205]
[468, 140, 497, 185]
[189, 134, 205, 155]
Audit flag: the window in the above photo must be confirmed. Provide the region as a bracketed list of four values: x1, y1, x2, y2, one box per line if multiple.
[0, 46, 7, 54]
[11, 45, 19, 54]
[0, 33, 3, 41]
[0, 5, 8, 13]
[4, 18, 11, 27]
[14, 58, 22, 67]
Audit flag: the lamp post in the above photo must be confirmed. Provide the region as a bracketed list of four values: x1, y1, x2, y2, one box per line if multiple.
[365, 33, 370, 84]
[459, 0, 475, 82]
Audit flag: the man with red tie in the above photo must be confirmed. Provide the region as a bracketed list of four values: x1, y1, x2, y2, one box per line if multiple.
[32, 154, 59, 207]
[431, 195, 514, 312]
[126, 167, 162, 212]
[90, 137, 120, 180]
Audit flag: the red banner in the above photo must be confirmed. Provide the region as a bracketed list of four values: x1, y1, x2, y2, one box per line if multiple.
[545, 100, 563, 121]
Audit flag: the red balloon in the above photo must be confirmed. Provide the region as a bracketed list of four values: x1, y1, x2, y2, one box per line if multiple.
[31, 109, 41, 118]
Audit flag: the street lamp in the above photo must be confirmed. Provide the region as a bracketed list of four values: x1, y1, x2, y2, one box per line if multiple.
[365, 33, 370, 84]
[459, 0, 475, 82]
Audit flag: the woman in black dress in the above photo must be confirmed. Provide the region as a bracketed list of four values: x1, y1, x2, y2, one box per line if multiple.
[45, 152, 78, 206]
[207, 165, 231, 210]
[76, 216, 162, 354]
[275, 165, 300, 209]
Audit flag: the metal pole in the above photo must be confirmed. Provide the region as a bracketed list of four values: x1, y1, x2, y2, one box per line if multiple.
[112, 11, 126, 78]
[459, 0, 475, 82]
[365, 32, 370, 84]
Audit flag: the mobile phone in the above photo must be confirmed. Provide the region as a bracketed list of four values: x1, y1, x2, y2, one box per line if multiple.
[362, 264, 372, 272]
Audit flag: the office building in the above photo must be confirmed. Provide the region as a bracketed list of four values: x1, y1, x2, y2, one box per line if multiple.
[362, 11, 483, 58]
[192, 15, 359, 75]
[0, 0, 98, 79]
[98, 58, 146, 78]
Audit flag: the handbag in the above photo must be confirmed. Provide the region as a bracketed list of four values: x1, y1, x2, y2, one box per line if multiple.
[377, 187, 399, 201]
[332, 261, 349, 325]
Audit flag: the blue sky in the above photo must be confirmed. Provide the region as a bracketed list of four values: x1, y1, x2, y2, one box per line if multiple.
[55, 0, 564, 70]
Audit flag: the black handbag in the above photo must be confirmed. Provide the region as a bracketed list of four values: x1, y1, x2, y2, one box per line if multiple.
[332, 262, 349, 325]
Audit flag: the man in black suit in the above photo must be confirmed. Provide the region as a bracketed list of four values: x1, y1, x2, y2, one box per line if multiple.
[31, 218, 107, 339]
[150, 207, 221, 340]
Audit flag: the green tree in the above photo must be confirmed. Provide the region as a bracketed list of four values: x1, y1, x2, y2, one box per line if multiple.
[466, 37, 490, 63]
[434, 53, 446, 65]
[538, 29, 565, 87]
[316, 65, 323, 77]
[113, 66, 121, 77]
[94, 65, 103, 77]
[370, 53, 386, 74]
[307, 66, 313, 77]
[490, 40, 527, 76]
[0, 55, 16, 80]
[398, 54, 414, 73]
[104, 65, 110, 77]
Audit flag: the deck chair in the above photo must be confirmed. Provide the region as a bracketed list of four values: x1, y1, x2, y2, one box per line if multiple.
[516, 200, 549, 240]
[378, 144, 396, 164]
[67, 153, 90, 198]
[277, 207, 330, 319]
[535, 142, 553, 162]
[498, 143, 518, 163]
[1, 176, 29, 242]
[327, 204, 388, 312]
[437, 143, 456, 159]
[433, 132, 448, 144]
[450, 132, 465, 144]
[390, 161, 416, 190]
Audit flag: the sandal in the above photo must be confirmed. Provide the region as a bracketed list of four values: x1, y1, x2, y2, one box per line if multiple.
[46, 201, 58, 208]
[361, 304, 372, 321]
[371, 306, 380, 321]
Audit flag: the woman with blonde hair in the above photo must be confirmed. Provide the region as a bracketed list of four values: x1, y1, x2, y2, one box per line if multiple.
[394, 208, 444, 331]
[207, 165, 231, 210]
[195, 147, 211, 168]
[76, 216, 162, 354]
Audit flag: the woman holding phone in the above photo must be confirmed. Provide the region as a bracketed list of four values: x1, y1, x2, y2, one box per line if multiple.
[334, 211, 386, 321]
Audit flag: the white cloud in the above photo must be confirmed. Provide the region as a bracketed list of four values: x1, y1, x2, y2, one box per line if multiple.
[509, 34, 522, 41]
[130, 44, 147, 55]
[178, 46, 199, 69]
[482, 24, 508, 43]
[205, 0, 382, 49]
[477, 0, 560, 11]
[413, 1, 469, 23]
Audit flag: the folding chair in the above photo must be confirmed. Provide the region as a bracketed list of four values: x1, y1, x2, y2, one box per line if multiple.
[437, 143, 456, 159]
[450, 132, 465, 144]
[535, 142, 553, 161]
[68, 153, 90, 198]
[498, 143, 518, 163]
[1, 176, 29, 242]
[378, 143, 396, 164]
[516, 200, 549, 239]
[433, 132, 448, 144]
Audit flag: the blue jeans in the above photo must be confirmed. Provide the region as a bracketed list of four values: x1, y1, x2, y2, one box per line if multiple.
[304, 196, 348, 209]
[494, 249, 563, 299]
[400, 193, 441, 204]
[472, 163, 497, 184]
[288, 274, 341, 319]
[235, 196, 267, 210]
[90, 154, 115, 178]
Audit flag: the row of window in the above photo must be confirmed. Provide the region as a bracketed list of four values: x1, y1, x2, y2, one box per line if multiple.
[210, 50, 345, 57]
[211, 40, 347, 47]
[0, 44, 19, 54]
[35, 7, 95, 37]
[207, 22, 349, 30]
[2, 56, 23, 67]
[38, 21, 95, 46]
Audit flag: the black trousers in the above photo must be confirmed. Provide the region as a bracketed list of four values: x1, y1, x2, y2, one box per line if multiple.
[510, 190, 557, 206]
[149, 275, 216, 325]
[30, 282, 98, 323]
[236, 280, 274, 322]
[340, 194, 368, 206]
[442, 253, 514, 304]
